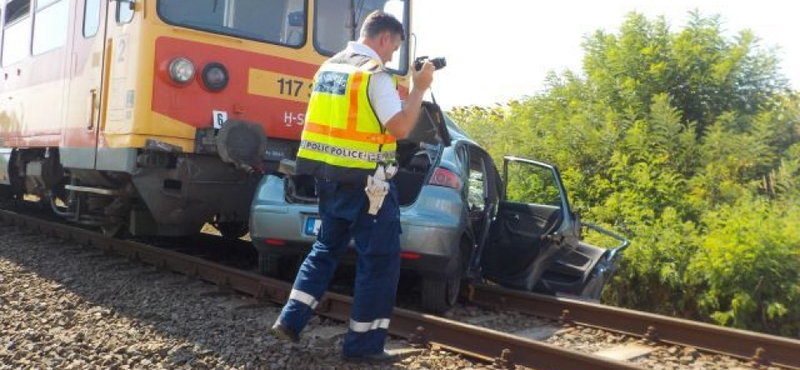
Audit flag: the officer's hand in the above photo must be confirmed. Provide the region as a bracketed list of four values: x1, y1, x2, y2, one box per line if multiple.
[412, 61, 434, 91]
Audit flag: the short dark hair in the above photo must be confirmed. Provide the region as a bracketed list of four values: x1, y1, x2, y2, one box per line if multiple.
[360, 10, 405, 41]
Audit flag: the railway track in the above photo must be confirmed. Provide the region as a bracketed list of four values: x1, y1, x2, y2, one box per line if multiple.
[2, 206, 798, 370]
[466, 285, 799, 369]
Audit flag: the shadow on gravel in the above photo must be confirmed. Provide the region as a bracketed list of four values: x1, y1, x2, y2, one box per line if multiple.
[0, 224, 412, 370]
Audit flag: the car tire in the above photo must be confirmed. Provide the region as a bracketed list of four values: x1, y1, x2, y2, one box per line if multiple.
[421, 272, 461, 314]
[258, 251, 297, 281]
[421, 247, 462, 314]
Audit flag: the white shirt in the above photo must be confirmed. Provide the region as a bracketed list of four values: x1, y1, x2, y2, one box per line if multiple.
[343, 42, 402, 126]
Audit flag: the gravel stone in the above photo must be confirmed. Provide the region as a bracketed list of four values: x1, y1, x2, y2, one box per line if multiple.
[444, 298, 782, 370]
[3, 221, 784, 370]
[0, 224, 498, 370]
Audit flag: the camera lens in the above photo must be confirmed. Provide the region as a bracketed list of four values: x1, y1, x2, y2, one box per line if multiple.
[414, 56, 447, 71]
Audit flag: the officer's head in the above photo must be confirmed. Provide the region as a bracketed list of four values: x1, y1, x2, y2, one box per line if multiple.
[360, 11, 405, 64]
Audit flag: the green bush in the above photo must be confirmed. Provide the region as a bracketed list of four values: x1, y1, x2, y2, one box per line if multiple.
[450, 12, 800, 335]
[688, 196, 800, 335]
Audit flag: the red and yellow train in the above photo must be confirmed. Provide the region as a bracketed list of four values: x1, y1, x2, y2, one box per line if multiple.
[0, 0, 411, 236]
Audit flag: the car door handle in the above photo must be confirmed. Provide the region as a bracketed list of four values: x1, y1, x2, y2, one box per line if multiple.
[544, 232, 564, 243]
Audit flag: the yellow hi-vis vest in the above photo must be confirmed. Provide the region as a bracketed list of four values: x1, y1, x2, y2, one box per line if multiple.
[295, 53, 398, 185]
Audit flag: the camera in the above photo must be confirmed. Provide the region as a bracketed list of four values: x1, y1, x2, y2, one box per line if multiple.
[414, 56, 446, 71]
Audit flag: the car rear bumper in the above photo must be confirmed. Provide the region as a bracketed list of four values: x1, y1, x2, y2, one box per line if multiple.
[251, 237, 454, 279]
[250, 175, 464, 279]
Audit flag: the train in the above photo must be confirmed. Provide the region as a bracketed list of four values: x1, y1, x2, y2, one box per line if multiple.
[0, 0, 412, 237]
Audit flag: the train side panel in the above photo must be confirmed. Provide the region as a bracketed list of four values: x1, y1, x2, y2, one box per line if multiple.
[0, 0, 71, 148]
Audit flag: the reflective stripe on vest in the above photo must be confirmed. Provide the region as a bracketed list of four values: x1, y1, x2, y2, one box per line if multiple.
[297, 59, 397, 172]
[299, 140, 396, 163]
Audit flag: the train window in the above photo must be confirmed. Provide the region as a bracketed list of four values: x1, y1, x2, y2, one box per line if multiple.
[32, 0, 68, 55]
[2, 0, 31, 66]
[36, 0, 58, 9]
[157, 0, 306, 47]
[116, 0, 133, 24]
[4, 0, 29, 24]
[83, 0, 101, 37]
[314, 0, 409, 74]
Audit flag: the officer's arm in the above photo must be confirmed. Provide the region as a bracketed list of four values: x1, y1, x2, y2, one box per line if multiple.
[384, 62, 434, 139]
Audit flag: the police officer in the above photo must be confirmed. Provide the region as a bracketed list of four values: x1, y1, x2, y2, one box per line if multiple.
[270, 10, 435, 364]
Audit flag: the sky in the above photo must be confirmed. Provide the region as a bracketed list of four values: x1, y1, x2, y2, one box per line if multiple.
[411, 0, 799, 109]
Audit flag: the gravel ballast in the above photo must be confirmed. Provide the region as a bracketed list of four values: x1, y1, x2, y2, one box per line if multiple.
[1, 222, 778, 370]
[0, 225, 497, 370]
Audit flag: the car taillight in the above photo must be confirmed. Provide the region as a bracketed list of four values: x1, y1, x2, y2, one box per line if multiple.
[428, 167, 461, 189]
[400, 252, 421, 260]
[264, 239, 286, 246]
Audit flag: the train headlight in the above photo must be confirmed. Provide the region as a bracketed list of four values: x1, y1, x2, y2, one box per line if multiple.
[168, 57, 195, 85]
[201, 62, 229, 92]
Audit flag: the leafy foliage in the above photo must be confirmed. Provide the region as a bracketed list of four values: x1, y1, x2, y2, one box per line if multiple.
[451, 12, 800, 335]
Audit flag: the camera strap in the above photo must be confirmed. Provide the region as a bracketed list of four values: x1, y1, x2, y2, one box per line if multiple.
[430, 87, 439, 107]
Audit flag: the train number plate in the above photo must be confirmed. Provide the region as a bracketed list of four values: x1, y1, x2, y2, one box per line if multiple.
[212, 110, 228, 129]
[304, 217, 321, 236]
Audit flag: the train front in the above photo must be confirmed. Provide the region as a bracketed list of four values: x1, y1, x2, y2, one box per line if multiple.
[115, 0, 411, 236]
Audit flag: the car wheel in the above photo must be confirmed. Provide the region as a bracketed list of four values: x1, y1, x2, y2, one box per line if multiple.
[421, 270, 461, 314]
[421, 244, 463, 314]
[258, 251, 297, 281]
[258, 250, 281, 277]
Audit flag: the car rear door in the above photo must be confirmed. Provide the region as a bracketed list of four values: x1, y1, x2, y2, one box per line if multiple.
[480, 156, 580, 291]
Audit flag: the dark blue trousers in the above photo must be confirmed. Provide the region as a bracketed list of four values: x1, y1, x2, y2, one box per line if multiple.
[276, 178, 401, 356]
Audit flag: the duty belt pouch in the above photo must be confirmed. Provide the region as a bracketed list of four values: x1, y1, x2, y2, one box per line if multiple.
[365, 165, 390, 215]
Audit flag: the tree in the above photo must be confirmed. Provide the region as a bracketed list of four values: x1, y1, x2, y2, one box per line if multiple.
[448, 11, 800, 334]
[582, 10, 789, 133]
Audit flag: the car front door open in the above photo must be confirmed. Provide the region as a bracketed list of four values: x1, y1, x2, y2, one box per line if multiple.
[480, 156, 579, 291]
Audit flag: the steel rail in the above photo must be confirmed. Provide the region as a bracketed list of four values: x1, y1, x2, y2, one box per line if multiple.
[0, 209, 645, 370]
[467, 284, 800, 369]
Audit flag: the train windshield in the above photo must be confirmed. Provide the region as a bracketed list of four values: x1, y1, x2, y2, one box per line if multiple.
[315, 0, 409, 74]
[157, 0, 307, 47]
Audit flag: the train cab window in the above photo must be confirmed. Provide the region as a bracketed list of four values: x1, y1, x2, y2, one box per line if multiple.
[2, 0, 31, 66]
[314, 0, 409, 74]
[32, 0, 68, 55]
[83, 0, 101, 37]
[157, 0, 306, 47]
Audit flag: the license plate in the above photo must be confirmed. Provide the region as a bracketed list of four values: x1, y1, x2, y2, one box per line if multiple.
[304, 217, 321, 236]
